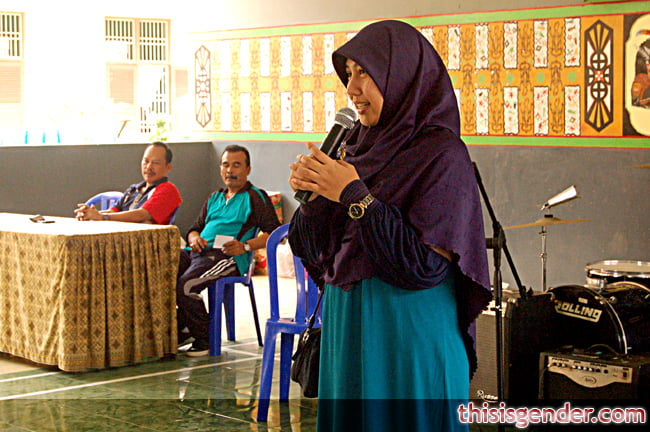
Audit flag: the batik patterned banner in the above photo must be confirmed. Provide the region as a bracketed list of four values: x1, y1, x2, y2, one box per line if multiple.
[194, 1, 650, 147]
[194, 45, 211, 128]
[504, 87, 519, 134]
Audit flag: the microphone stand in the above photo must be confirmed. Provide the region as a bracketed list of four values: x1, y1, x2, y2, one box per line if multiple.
[473, 163, 529, 432]
[473, 163, 528, 299]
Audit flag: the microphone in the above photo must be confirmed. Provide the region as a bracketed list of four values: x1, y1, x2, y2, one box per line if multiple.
[294, 107, 357, 204]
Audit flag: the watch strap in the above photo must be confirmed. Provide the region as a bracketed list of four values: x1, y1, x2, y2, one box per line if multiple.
[339, 179, 371, 207]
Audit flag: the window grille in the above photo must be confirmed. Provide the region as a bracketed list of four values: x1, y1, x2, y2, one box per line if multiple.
[105, 19, 167, 62]
[139, 65, 168, 134]
[105, 19, 134, 61]
[0, 13, 22, 59]
[105, 18, 169, 137]
[139, 20, 167, 62]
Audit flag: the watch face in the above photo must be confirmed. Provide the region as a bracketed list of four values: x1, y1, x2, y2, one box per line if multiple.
[348, 203, 364, 219]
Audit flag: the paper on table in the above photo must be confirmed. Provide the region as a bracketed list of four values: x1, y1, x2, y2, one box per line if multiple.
[214, 235, 234, 248]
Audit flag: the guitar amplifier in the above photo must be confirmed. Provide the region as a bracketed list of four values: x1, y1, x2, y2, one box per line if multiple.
[539, 348, 650, 400]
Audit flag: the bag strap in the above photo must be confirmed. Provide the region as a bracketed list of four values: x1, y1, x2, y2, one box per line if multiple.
[307, 289, 323, 329]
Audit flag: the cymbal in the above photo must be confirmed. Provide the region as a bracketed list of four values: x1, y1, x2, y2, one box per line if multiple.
[505, 216, 593, 229]
[631, 163, 650, 169]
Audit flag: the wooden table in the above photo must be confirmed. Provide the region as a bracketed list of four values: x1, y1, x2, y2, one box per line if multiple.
[0, 213, 180, 372]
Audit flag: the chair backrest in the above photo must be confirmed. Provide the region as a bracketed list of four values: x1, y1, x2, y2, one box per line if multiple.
[85, 191, 123, 211]
[87, 192, 179, 226]
[266, 224, 319, 324]
[168, 205, 180, 225]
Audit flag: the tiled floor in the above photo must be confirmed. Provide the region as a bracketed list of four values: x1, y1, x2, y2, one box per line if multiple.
[0, 273, 514, 432]
[0, 276, 318, 432]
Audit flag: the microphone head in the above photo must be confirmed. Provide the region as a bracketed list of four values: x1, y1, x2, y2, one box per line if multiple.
[334, 107, 357, 129]
[541, 185, 579, 210]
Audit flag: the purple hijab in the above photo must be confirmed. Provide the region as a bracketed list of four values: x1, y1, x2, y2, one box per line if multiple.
[331, 20, 492, 348]
[333, 20, 462, 181]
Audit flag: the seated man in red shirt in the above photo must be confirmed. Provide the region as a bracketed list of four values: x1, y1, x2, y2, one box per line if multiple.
[74, 141, 182, 224]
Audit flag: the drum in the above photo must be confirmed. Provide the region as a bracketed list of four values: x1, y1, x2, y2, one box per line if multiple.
[549, 283, 650, 354]
[585, 259, 650, 289]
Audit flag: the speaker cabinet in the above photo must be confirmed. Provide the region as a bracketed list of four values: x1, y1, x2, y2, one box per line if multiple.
[539, 349, 650, 401]
[470, 305, 504, 401]
[470, 292, 561, 404]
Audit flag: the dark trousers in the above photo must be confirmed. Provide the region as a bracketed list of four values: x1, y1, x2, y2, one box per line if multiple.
[176, 249, 239, 342]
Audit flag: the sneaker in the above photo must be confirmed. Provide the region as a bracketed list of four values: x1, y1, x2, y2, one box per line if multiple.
[178, 334, 194, 348]
[185, 340, 209, 357]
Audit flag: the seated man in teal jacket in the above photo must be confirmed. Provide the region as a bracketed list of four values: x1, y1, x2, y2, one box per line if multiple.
[178, 144, 280, 356]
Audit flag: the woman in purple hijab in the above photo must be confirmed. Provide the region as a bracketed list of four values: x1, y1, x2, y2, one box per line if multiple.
[288, 20, 492, 431]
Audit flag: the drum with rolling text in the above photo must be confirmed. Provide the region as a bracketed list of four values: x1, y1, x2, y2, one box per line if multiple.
[549, 283, 650, 355]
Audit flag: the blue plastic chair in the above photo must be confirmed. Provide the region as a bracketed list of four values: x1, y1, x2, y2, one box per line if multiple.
[86, 191, 179, 225]
[206, 231, 263, 356]
[256, 223, 320, 422]
[168, 205, 180, 225]
[85, 191, 123, 211]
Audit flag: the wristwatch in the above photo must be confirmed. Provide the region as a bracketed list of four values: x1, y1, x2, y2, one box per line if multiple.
[348, 194, 375, 219]
[243, 241, 251, 252]
[102, 214, 110, 221]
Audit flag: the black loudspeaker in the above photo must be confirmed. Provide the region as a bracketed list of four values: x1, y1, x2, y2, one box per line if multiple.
[470, 305, 504, 402]
[539, 348, 650, 400]
[470, 292, 562, 404]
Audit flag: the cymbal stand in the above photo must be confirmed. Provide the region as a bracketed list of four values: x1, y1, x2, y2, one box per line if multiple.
[540, 223, 548, 291]
[538, 212, 556, 291]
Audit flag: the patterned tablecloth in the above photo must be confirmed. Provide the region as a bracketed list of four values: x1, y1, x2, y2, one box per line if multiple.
[0, 213, 180, 372]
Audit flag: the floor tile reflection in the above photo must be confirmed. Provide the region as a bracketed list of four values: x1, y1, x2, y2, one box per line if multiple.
[0, 341, 317, 431]
[0, 276, 317, 432]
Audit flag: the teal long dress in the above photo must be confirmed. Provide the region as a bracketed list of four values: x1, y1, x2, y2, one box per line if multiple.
[317, 270, 469, 432]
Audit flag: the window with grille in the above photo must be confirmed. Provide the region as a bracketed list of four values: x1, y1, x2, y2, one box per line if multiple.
[139, 21, 167, 62]
[0, 12, 22, 106]
[105, 19, 135, 61]
[0, 12, 22, 59]
[105, 18, 169, 136]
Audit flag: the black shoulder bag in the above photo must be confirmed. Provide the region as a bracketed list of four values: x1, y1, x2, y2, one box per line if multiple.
[290, 289, 323, 398]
